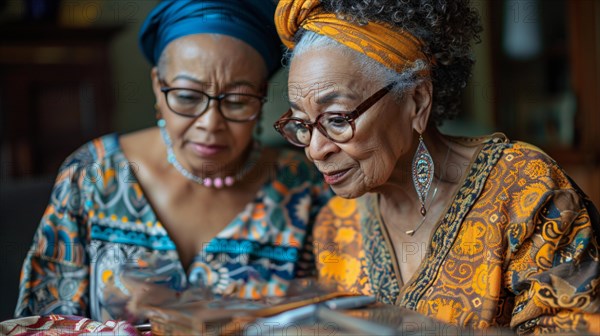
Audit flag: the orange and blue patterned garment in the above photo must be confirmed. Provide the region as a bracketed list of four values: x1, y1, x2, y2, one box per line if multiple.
[314, 134, 600, 335]
[15, 134, 331, 322]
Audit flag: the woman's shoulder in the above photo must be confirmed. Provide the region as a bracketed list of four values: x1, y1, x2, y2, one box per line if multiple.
[119, 127, 158, 154]
[497, 139, 564, 181]
[455, 133, 560, 173]
[473, 135, 582, 195]
[60, 133, 123, 170]
[450, 133, 584, 199]
[62, 128, 158, 171]
[504, 140, 557, 164]
[48, 133, 127, 200]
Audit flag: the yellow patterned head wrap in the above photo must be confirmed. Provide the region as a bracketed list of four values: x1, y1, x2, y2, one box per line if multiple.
[275, 0, 432, 75]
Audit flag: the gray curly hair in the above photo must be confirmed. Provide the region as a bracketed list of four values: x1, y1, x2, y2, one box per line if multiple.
[285, 0, 482, 125]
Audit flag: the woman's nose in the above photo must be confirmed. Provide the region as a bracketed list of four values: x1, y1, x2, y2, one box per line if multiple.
[307, 128, 340, 162]
[194, 101, 225, 131]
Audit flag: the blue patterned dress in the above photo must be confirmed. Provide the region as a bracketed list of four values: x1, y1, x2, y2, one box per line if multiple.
[15, 134, 331, 322]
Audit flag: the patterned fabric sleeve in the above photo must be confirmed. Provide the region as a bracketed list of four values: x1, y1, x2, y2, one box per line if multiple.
[312, 197, 373, 295]
[14, 145, 93, 318]
[294, 151, 334, 278]
[504, 147, 600, 334]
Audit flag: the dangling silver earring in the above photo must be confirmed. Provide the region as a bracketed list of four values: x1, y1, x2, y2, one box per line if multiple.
[412, 134, 434, 216]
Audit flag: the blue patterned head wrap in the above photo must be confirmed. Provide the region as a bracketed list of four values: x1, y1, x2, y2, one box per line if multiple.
[139, 0, 282, 77]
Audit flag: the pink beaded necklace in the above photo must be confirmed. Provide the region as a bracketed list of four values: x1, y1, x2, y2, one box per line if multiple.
[159, 120, 261, 188]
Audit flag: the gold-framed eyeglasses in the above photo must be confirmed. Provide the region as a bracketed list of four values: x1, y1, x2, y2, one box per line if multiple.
[274, 83, 395, 147]
[159, 79, 266, 122]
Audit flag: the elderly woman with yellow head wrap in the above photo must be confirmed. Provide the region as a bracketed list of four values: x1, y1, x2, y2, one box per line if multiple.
[274, 0, 600, 334]
[14, 0, 332, 323]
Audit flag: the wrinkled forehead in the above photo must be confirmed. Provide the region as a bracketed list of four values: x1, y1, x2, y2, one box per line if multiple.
[288, 49, 372, 104]
[160, 34, 268, 87]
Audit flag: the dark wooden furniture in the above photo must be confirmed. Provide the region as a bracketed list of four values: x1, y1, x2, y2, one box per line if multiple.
[488, 0, 600, 205]
[0, 23, 122, 178]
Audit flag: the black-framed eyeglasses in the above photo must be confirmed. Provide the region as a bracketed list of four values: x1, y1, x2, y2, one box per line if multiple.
[159, 79, 266, 122]
[273, 83, 395, 147]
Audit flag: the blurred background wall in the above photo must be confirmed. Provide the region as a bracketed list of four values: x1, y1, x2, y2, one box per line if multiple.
[0, 0, 598, 320]
[0, 0, 290, 180]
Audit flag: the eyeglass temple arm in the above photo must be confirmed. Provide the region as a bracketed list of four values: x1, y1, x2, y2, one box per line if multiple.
[350, 82, 396, 119]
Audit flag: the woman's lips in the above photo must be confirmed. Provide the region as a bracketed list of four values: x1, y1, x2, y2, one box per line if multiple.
[322, 168, 350, 185]
[190, 143, 226, 156]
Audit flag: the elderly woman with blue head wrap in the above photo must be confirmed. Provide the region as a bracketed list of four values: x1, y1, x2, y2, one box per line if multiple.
[15, 0, 331, 323]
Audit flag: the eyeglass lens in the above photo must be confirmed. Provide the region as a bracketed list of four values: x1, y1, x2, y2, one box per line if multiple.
[165, 88, 262, 121]
[277, 84, 393, 147]
[283, 114, 354, 146]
